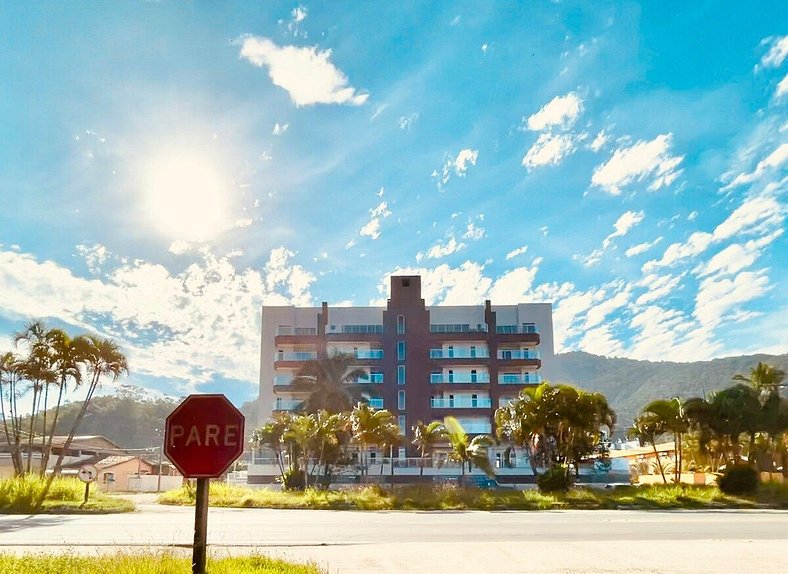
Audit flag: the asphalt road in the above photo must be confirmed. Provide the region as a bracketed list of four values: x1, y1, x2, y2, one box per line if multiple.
[1, 504, 787, 573]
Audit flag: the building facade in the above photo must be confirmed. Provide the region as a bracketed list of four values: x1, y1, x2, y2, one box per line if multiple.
[258, 275, 554, 453]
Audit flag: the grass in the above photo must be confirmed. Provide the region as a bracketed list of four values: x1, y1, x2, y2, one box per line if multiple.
[157, 480, 788, 511]
[0, 552, 324, 573]
[0, 475, 135, 514]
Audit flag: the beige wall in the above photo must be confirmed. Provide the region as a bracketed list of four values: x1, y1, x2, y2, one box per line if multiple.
[97, 458, 154, 492]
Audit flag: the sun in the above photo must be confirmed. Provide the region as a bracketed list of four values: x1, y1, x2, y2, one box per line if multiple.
[143, 153, 232, 242]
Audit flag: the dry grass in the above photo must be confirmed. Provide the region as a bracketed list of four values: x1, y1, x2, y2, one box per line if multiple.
[0, 475, 134, 514]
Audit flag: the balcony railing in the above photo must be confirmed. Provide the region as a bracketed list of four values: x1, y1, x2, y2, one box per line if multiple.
[275, 351, 317, 361]
[430, 373, 490, 384]
[275, 326, 318, 336]
[273, 375, 294, 386]
[367, 398, 384, 409]
[498, 373, 542, 384]
[355, 349, 384, 360]
[429, 348, 489, 359]
[274, 399, 302, 411]
[326, 324, 384, 334]
[495, 324, 538, 334]
[358, 373, 384, 384]
[497, 349, 540, 360]
[430, 323, 488, 334]
[430, 397, 492, 409]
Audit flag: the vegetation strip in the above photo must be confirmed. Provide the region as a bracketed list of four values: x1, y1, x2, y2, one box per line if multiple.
[158, 482, 787, 511]
[0, 475, 134, 514]
[0, 553, 323, 574]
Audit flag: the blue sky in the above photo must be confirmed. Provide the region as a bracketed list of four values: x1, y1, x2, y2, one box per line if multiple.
[0, 1, 786, 405]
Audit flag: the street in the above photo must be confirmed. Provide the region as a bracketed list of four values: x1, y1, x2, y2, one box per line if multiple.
[1, 504, 787, 573]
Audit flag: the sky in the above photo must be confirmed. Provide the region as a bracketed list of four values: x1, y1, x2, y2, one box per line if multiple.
[0, 1, 786, 407]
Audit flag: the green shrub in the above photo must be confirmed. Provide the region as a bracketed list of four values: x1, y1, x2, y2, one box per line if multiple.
[280, 468, 306, 491]
[537, 466, 574, 493]
[718, 465, 759, 495]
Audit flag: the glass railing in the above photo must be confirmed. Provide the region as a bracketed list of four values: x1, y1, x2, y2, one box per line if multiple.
[497, 349, 540, 360]
[429, 349, 490, 359]
[326, 324, 384, 334]
[430, 373, 490, 384]
[355, 349, 384, 359]
[273, 375, 294, 386]
[495, 324, 538, 334]
[430, 397, 492, 409]
[367, 398, 384, 409]
[498, 373, 542, 384]
[430, 323, 488, 333]
[275, 326, 318, 336]
[358, 373, 384, 384]
[274, 399, 302, 411]
[275, 351, 317, 361]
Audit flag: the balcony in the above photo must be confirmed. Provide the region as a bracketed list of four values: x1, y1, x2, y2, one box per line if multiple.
[275, 351, 317, 362]
[358, 373, 384, 384]
[498, 373, 542, 384]
[355, 349, 384, 360]
[429, 348, 489, 359]
[274, 399, 302, 411]
[430, 323, 488, 334]
[273, 375, 294, 386]
[495, 324, 538, 334]
[430, 397, 492, 409]
[275, 326, 318, 336]
[497, 349, 540, 360]
[430, 373, 490, 384]
[367, 398, 384, 409]
[326, 324, 384, 334]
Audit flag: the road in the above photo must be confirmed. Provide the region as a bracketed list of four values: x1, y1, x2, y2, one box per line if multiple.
[1, 504, 786, 573]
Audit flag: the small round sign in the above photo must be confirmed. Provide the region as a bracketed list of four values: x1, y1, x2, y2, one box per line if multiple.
[78, 464, 98, 483]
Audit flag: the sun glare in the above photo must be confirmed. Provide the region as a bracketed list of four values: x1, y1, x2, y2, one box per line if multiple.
[143, 154, 232, 242]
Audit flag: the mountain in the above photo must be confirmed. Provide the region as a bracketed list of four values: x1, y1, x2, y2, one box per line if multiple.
[547, 351, 788, 428]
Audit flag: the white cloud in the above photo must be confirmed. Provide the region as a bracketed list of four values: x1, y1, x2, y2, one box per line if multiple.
[635, 272, 684, 306]
[642, 231, 713, 272]
[775, 74, 788, 99]
[712, 194, 785, 240]
[602, 210, 645, 249]
[76, 243, 110, 275]
[589, 129, 609, 152]
[359, 201, 392, 240]
[272, 122, 289, 135]
[463, 222, 485, 240]
[487, 265, 541, 303]
[522, 133, 578, 169]
[169, 240, 191, 255]
[416, 236, 466, 262]
[591, 134, 684, 195]
[721, 143, 788, 189]
[505, 245, 528, 260]
[434, 148, 479, 187]
[398, 113, 419, 130]
[687, 211, 698, 221]
[694, 270, 771, 329]
[526, 92, 583, 131]
[625, 237, 663, 257]
[239, 36, 368, 106]
[695, 230, 783, 278]
[760, 35, 788, 68]
[235, 218, 254, 228]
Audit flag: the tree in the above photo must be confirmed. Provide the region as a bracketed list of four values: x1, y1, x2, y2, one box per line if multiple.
[252, 412, 296, 483]
[284, 413, 319, 488]
[291, 352, 368, 414]
[349, 403, 396, 476]
[641, 398, 687, 483]
[443, 416, 493, 477]
[733, 362, 785, 399]
[628, 412, 668, 483]
[411, 421, 447, 476]
[0, 351, 25, 475]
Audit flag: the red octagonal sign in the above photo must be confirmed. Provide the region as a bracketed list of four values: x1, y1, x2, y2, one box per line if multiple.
[165, 394, 245, 478]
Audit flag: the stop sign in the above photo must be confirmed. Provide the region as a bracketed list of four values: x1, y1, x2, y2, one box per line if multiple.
[165, 394, 245, 478]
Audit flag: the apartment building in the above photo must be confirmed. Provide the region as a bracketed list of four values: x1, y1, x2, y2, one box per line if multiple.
[258, 275, 554, 454]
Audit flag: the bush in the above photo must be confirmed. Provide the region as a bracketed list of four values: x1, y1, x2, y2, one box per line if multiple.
[537, 466, 574, 493]
[718, 465, 759, 495]
[280, 468, 306, 491]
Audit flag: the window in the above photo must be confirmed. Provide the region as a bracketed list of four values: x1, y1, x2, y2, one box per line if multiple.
[470, 369, 477, 382]
[447, 345, 454, 358]
[470, 345, 476, 358]
[398, 390, 406, 410]
[448, 369, 454, 383]
[398, 415, 406, 434]
[402, 278, 410, 287]
[472, 394, 478, 407]
[397, 341, 406, 361]
[103, 472, 115, 483]
[397, 365, 406, 385]
[397, 315, 406, 334]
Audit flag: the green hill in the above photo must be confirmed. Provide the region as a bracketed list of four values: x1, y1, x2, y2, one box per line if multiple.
[548, 351, 788, 428]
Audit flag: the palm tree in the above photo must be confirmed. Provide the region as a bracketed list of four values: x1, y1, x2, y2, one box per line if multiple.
[443, 416, 493, 477]
[0, 351, 25, 475]
[349, 402, 396, 476]
[284, 413, 319, 488]
[628, 412, 668, 484]
[411, 421, 447, 476]
[641, 398, 687, 483]
[291, 352, 367, 414]
[252, 412, 296, 482]
[312, 410, 348, 485]
[733, 362, 785, 399]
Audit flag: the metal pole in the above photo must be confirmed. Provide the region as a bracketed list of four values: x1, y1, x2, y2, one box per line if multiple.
[193, 478, 209, 574]
[157, 431, 163, 492]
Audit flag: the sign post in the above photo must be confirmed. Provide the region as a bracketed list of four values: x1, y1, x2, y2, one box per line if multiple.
[165, 394, 245, 574]
[77, 464, 98, 507]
